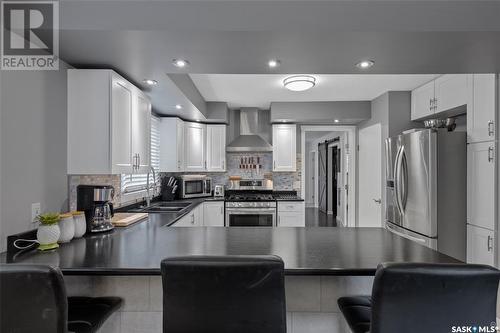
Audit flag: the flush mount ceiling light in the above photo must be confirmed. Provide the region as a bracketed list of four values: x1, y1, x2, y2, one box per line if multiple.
[334, 119, 340, 123]
[175, 104, 183, 110]
[268, 59, 281, 68]
[142, 79, 158, 86]
[356, 60, 375, 69]
[172, 59, 189, 68]
[283, 75, 316, 92]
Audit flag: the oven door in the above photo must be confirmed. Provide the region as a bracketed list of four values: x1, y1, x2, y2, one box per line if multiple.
[226, 208, 276, 227]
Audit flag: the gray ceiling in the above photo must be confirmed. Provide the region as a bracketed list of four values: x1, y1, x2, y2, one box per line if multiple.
[57, 0, 500, 118]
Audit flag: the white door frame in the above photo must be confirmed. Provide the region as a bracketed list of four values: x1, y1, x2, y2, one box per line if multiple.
[301, 125, 357, 227]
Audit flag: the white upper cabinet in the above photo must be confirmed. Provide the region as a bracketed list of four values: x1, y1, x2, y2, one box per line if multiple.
[159, 118, 184, 172]
[133, 92, 151, 173]
[434, 74, 470, 113]
[467, 141, 496, 231]
[467, 74, 497, 143]
[411, 74, 471, 121]
[68, 69, 151, 174]
[206, 125, 226, 172]
[273, 124, 297, 172]
[184, 122, 207, 172]
[110, 78, 133, 173]
[467, 224, 495, 266]
[411, 80, 435, 120]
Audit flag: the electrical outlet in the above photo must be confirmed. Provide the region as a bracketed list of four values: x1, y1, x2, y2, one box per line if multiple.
[31, 203, 41, 223]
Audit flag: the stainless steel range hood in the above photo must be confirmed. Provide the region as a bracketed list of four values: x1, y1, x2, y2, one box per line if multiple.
[227, 108, 272, 152]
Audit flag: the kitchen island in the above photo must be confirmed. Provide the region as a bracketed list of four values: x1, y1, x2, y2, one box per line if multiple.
[1, 216, 459, 333]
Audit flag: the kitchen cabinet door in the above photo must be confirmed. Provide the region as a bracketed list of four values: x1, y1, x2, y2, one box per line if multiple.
[411, 80, 435, 120]
[184, 122, 207, 172]
[203, 202, 225, 226]
[277, 201, 305, 227]
[434, 74, 470, 114]
[132, 91, 151, 173]
[467, 142, 496, 230]
[111, 77, 133, 174]
[206, 125, 226, 172]
[467, 74, 496, 143]
[172, 212, 195, 227]
[273, 124, 296, 172]
[467, 224, 495, 266]
[159, 118, 184, 172]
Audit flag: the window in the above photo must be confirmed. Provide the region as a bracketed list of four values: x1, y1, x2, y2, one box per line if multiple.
[121, 115, 161, 194]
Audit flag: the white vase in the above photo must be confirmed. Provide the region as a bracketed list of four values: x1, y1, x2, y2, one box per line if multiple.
[72, 211, 86, 238]
[37, 224, 60, 251]
[58, 213, 75, 243]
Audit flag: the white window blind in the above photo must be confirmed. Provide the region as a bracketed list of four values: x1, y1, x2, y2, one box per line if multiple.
[121, 115, 161, 194]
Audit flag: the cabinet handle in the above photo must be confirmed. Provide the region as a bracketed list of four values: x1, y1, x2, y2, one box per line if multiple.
[138, 154, 141, 167]
[191, 214, 195, 224]
[222, 160, 225, 170]
[488, 146, 494, 163]
[204, 161, 207, 169]
[488, 120, 494, 137]
[273, 161, 276, 170]
[487, 235, 494, 252]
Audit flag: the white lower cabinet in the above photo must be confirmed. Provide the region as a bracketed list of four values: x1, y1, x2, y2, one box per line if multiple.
[172, 204, 203, 227]
[277, 202, 305, 227]
[203, 202, 225, 226]
[467, 224, 495, 266]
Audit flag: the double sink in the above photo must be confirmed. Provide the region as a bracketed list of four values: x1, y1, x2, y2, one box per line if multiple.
[133, 201, 192, 213]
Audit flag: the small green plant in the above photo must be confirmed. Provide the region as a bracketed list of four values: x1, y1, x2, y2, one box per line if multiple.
[37, 213, 60, 226]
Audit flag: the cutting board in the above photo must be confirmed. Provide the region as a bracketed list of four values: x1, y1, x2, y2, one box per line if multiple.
[111, 213, 148, 227]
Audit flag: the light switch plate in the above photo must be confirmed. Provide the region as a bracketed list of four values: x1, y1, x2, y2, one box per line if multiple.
[31, 203, 41, 223]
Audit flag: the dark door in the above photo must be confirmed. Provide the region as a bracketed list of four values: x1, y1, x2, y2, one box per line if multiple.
[318, 142, 328, 213]
[331, 146, 338, 216]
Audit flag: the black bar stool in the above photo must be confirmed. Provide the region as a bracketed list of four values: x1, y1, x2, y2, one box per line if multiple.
[161, 255, 286, 333]
[0, 264, 122, 333]
[338, 263, 500, 333]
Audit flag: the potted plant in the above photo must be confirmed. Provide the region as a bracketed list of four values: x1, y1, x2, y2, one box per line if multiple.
[36, 213, 61, 251]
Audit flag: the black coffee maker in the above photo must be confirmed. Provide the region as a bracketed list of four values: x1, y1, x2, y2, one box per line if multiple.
[77, 185, 115, 233]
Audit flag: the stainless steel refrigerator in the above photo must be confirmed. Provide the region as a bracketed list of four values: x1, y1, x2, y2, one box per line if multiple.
[385, 128, 466, 261]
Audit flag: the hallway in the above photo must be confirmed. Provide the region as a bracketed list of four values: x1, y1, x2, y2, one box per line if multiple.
[305, 208, 338, 227]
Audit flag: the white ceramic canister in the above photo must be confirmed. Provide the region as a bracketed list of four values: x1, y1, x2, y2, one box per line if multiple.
[37, 224, 61, 251]
[58, 213, 75, 243]
[72, 211, 86, 238]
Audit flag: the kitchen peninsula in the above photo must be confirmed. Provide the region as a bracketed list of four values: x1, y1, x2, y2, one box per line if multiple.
[1, 213, 458, 332]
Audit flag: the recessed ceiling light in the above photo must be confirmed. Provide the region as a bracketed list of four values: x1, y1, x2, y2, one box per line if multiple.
[283, 75, 316, 92]
[268, 59, 281, 68]
[334, 119, 339, 123]
[356, 60, 375, 69]
[142, 79, 158, 86]
[175, 104, 183, 110]
[172, 59, 189, 68]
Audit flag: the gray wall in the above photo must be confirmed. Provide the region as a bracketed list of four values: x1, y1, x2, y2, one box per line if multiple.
[0, 63, 70, 251]
[355, 91, 417, 226]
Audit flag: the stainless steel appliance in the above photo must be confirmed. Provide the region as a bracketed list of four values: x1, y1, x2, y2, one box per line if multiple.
[179, 175, 212, 199]
[76, 185, 115, 233]
[385, 128, 466, 260]
[225, 179, 276, 227]
[214, 185, 225, 197]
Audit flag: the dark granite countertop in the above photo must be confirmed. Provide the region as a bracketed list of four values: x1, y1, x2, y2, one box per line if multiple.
[1, 209, 459, 275]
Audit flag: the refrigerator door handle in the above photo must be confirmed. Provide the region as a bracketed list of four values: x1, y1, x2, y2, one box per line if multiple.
[400, 148, 409, 210]
[394, 146, 404, 215]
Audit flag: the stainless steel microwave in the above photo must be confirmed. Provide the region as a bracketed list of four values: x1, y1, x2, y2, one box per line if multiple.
[179, 175, 212, 199]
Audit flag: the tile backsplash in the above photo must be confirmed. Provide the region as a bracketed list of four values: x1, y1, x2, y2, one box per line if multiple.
[68, 153, 302, 210]
[162, 153, 302, 195]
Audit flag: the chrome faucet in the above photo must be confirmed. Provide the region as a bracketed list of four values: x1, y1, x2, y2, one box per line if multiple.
[145, 166, 157, 207]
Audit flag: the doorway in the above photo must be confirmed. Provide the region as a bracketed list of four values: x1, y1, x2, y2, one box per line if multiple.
[301, 126, 357, 227]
